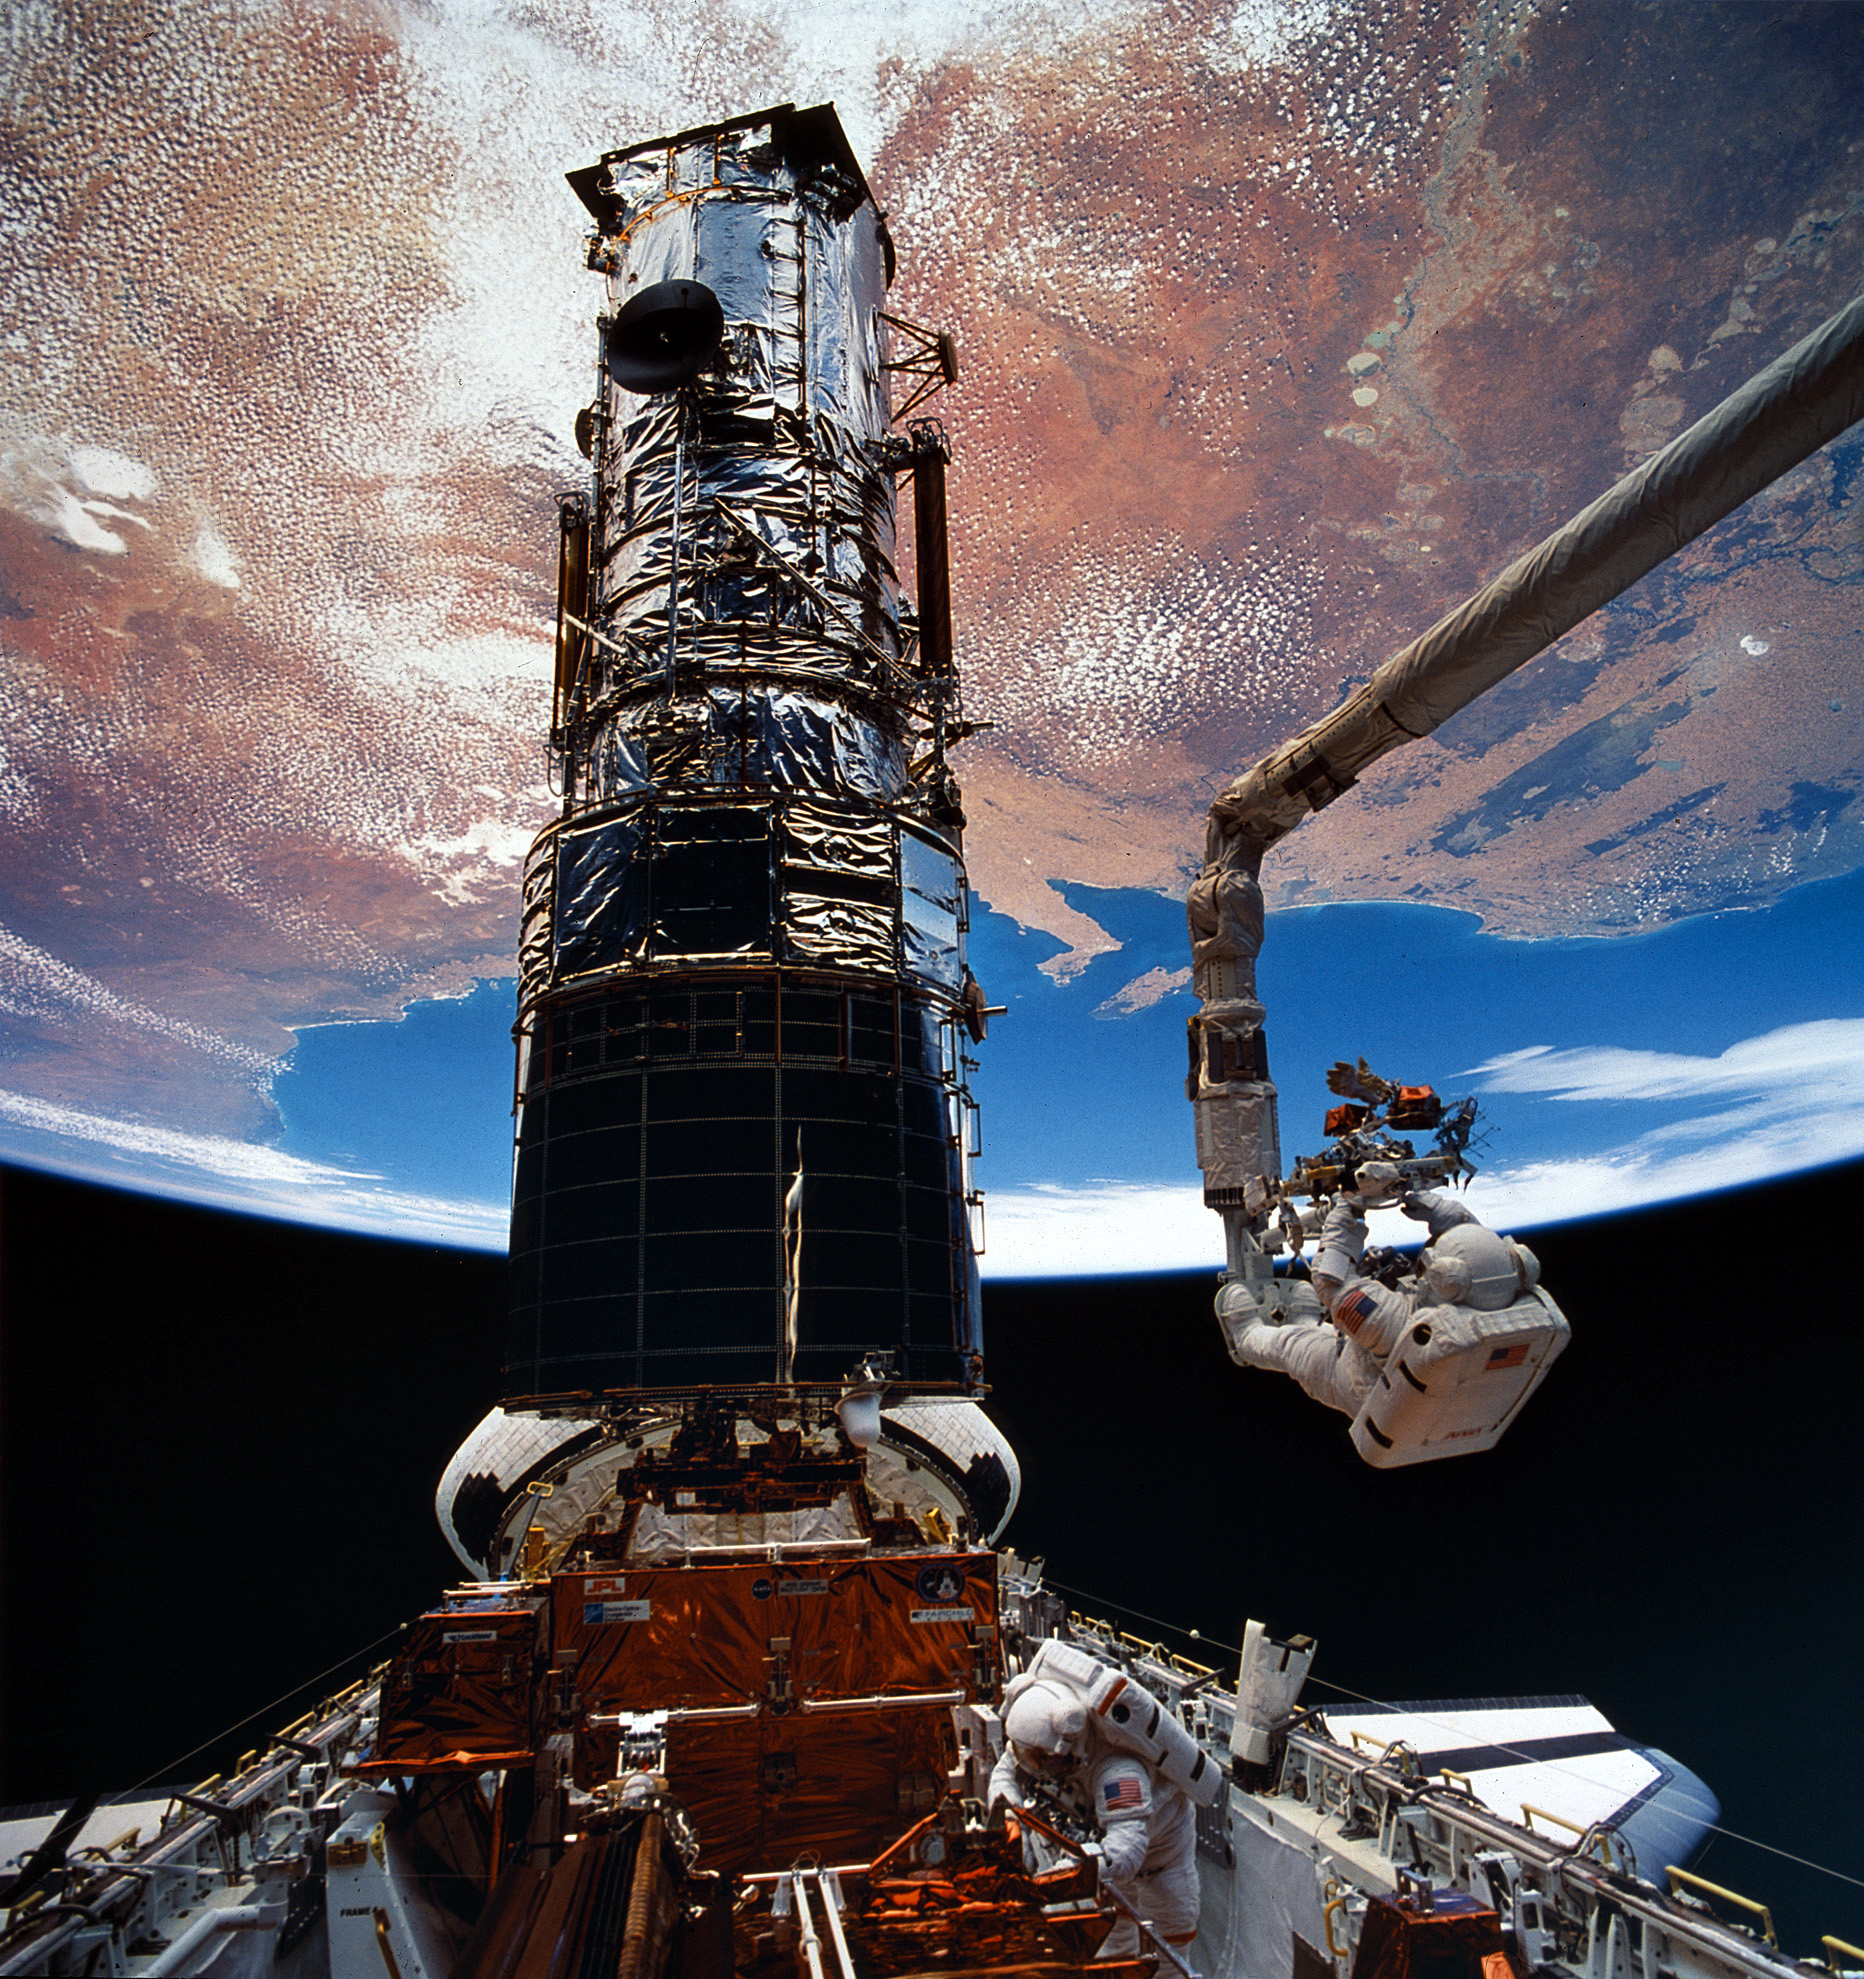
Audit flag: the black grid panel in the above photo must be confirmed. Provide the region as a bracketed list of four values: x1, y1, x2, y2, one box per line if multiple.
[503, 980, 976, 1403]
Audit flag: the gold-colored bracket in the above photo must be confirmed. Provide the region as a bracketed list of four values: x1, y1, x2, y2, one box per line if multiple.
[1323, 1894, 1350, 1959]
[1665, 1866, 1777, 1947]
[374, 1908, 406, 1979]
[1518, 1804, 1634, 1873]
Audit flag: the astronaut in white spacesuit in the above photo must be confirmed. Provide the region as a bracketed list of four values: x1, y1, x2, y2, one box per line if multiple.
[987, 1675, 1200, 1956]
[1221, 1163, 1539, 1418]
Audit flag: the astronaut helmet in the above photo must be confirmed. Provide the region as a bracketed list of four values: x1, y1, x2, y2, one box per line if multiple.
[1003, 1679, 1088, 1778]
[1420, 1223, 1520, 1311]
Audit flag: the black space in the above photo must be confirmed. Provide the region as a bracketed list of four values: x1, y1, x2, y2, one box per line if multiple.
[2, 1159, 1859, 1950]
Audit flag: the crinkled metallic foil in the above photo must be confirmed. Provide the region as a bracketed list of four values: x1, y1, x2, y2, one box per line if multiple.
[597, 391, 898, 659]
[586, 727, 653, 802]
[625, 199, 696, 289]
[915, 1004, 951, 1083]
[510, 110, 985, 1412]
[556, 1555, 994, 1715]
[358, 1608, 542, 1774]
[555, 812, 649, 976]
[580, 688, 904, 805]
[518, 835, 558, 1006]
[693, 194, 786, 326]
[903, 897, 961, 990]
[786, 894, 897, 971]
[665, 1707, 957, 1876]
[593, 121, 901, 686]
[901, 832, 963, 913]
[538, 116, 968, 1017]
[783, 800, 894, 877]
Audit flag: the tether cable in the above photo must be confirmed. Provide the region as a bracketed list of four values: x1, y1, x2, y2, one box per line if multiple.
[124, 1621, 407, 1798]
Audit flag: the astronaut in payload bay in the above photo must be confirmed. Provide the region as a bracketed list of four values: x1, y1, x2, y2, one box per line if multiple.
[1222, 1164, 1542, 1417]
[987, 1675, 1200, 1957]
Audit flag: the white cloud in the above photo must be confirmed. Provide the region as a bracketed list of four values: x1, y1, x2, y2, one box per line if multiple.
[1454, 1019, 1864, 1221]
[0, 1089, 507, 1251]
[49, 489, 146, 555]
[1216, 0, 1352, 70]
[69, 446, 157, 503]
[1461, 1020, 1864, 1108]
[1460, 1107, 1864, 1232]
[0, 437, 158, 556]
[980, 1017, 1864, 1275]
[0, 926, 274, 1076]
[978, 1180, 1516, 1278]
[190, 523, 241, 589]
[982, 1181, 1219, 1277]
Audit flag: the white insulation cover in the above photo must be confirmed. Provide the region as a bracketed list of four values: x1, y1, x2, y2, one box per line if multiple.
[437, 1403, 1018, 1572]
[1231, 1620, 1316, 1765]
[435, 1406, 601, 1575]
[1314, 1698, 1718, 1867]
[880, 1399, 1021, 1542]
[1201, 1801, 1334, 1979]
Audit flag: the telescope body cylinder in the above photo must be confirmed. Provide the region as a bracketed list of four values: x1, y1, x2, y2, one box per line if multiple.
[506, 109, 980, 1411]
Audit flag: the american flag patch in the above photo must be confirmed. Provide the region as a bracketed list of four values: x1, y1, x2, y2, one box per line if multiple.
[1102, 1776, 1145, 1812]
[1486, 1342, 1529, 1370]
[1335, 1288, 1376, 1337]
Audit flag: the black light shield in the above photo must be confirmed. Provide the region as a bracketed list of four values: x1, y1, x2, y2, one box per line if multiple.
[606, 280, 726, 394]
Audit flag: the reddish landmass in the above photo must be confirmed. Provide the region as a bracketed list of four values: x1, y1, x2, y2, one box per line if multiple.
[0, 0, 1860, 1139]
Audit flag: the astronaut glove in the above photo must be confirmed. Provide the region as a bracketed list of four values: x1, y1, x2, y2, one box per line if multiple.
[1352, 1161, 1403, 1207]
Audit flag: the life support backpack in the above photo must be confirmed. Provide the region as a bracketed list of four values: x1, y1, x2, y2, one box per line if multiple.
[1014, 1640, 1223, 1807]
[1349, 1287, 1571, 1467]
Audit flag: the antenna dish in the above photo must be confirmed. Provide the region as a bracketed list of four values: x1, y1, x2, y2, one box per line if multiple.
[606, 280, 725, 394]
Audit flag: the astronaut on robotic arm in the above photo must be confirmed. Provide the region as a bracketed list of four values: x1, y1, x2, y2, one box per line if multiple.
[987, 1665, 1201, 1958]
[1224, 1162, 1541, 1419]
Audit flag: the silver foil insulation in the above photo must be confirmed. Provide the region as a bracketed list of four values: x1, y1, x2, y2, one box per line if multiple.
[530, 104, 966, 1013]
[506, 105, 979, 1411]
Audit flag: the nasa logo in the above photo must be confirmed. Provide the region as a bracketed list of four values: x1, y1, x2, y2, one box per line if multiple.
[752, 1577, 774, 1601]
[915, 1564, 965, 1604]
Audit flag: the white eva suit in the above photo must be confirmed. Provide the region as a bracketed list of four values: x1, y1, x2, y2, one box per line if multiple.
[987, 1673, 1201, 1954]
[1224, 1188, 1537, 1418]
